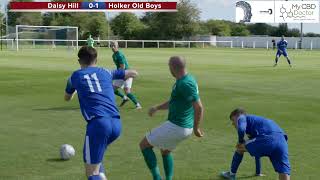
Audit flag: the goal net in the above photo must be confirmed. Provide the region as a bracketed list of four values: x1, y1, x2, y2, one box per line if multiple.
[14, 25, 78, 51]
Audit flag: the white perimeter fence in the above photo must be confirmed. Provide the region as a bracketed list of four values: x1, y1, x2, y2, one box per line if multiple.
[0, 37, 320, 50]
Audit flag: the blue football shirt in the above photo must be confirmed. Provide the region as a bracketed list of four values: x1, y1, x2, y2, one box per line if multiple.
[237, 114, 286, 143]
[277, 40, 288, 51]
[65, 67, 125, 121]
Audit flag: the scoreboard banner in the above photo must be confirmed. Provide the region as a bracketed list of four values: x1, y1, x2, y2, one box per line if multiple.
[9, 2, 178, 12]
[236, 0, 320, 23]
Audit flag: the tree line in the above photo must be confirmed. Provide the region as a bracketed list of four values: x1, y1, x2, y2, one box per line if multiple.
[2, 0, 320, 40]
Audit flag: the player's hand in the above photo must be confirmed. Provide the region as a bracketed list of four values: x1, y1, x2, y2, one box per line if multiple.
[236, 143, 246, 153]
[194, 128, 204, 137]
[148, 106, 158, 117]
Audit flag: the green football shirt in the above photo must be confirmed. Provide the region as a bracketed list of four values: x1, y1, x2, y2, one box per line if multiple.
[168, 74, 200, 128]
[112, 51, 130, 70]
[87, 37, 94, 48]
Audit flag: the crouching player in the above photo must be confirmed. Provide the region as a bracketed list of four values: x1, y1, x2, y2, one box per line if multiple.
[222, 108, 290, 180]
[64, 46, 138, 180]
[139, 56, 204, 180]
[221, 147, 264, 179]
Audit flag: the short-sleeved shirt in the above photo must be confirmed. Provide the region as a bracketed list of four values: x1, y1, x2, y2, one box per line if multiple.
[65, 67, 125, 121]
[168, 74, 200, 128]
[277, 40, 288, 51]
[87, 38, 94, 48]
[112, 51, 130, 70]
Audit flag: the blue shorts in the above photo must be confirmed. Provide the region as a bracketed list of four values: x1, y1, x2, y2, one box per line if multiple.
[245, 133, 290, 175]
[276, 49, 288, 57]
[83, 116, 121, 164]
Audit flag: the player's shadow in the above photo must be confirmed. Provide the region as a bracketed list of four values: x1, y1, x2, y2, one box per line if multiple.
[33, 106, 79, 111]
[46, 158, 68, 162]
[237, 175, 258, 179]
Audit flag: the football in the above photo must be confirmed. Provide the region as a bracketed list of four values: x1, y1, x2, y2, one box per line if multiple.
[60, 144, 75, 160]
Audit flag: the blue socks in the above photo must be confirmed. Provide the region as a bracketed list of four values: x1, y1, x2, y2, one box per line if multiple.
[231, 151, 244, 174]
[88, 175, 101, 180]
[255, 157, 261, 175]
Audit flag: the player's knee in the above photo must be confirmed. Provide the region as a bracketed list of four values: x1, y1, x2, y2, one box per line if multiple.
[85, 164, 101, 177]
[161, 149, 171, 156]
[139, 137, 151, 150]
[236, 149, 244, 155]
[124, 88, 131, 94]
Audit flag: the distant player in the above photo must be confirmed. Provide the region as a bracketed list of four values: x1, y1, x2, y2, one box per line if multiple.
[64, 46, 138, 180]
[221, 108, 290, 180]
[139, 56, 204, 180]
[87, 35, 94, 48]
[110, 41, 142, 109]
[274, 36, 292, 67]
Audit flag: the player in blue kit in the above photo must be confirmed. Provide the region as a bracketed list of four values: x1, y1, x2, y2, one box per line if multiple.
[274, 36, 292, 67]
[221, 108, 290, 180]
[64, 46, 138, 180]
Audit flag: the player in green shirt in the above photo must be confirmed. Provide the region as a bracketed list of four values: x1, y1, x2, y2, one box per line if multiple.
[139, 56, 204, 180]
[111, 41, 141, 109]
[86, 35, 94, 48]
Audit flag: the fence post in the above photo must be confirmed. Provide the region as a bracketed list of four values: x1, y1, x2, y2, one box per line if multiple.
[241, 41, 244, 48]
[202, 42, 205, 48]
[11, 39, 14, 49]
[125, 40, 128, 48]
[253, 41, 256, 49]
[142, 41, 144, 48]
[295, 41, 298, 49]
[231, 41, 233, 48]
[157, 41, 159, 48]
[108, 41, 110, 48]
[173, 41, 175, 48]
[188, 42, 191, 48]
[267, 41, 269, 50]
[33, 40, 35, 48]
[310, 41, 313, 50]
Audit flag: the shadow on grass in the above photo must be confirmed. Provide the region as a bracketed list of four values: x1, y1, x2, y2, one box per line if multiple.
[46, 158, 68, 162]
[33, 106, 79, 111]
[214, 174, 257, 180]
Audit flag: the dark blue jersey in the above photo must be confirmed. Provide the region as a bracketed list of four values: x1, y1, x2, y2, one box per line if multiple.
[65, 67, 125, 121]
[237, 114, 286, 143]
[277, 40, 288, 51]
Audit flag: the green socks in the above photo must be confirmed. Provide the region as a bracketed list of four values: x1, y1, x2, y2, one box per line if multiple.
[142, 148, 162, 180]
[162, 154, 174, 180]
[114, 89, 125, 99]
[127, 93, 139, 105]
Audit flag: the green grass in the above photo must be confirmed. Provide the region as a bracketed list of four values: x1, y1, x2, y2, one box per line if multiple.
[0, 48, 319, 180]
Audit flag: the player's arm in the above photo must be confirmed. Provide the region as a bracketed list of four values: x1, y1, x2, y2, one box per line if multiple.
[64, 77, 76, 101]
[237, 115, 247, 144]
[148, 101, 169, 117]
[110, 69, 138, 80]
[193, 99, 204, 137]
[117, 53, 126, 70]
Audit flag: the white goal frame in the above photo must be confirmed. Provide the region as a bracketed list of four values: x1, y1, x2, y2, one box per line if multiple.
[15, 25, 79, 51]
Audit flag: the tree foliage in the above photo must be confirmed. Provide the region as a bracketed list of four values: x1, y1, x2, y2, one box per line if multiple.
[111, 13, 145, 40]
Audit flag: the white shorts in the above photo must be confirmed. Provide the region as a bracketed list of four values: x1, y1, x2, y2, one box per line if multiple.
[113, 78, 133, 89]
[146, 121, 193, 151]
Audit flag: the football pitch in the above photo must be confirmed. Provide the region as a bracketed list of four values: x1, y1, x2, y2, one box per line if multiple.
[0, 48, 319, 180]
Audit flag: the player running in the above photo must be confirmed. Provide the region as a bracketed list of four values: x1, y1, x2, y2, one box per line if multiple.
[274, 36, 292, 67]
[221, 108, 290, 180]
[139, 56, 204, 180]
[110, 41, 142, 109]
[87, 35, 94, 48]
[64, 46, 138, 180]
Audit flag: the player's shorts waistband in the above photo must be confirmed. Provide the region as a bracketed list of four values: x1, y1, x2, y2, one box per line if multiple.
[88, 115, 121, 122]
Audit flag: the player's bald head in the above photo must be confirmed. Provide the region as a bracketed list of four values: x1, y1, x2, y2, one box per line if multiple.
[111, 41, 119, 48]
[169, 56, 186, 71]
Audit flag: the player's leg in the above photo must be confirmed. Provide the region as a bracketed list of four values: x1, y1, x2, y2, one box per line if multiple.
[113, 80, 128, 101]
[269, 135, 290, 180]
[255, 157, 263, 176]
[274, 50, 281, 66]
[220, 151, 242, 179]
[140, 137, 162, 180]
[123, 78, 141, 109]
[84, 117, 119, 180]
[161, 149, 173, 180]
[283, 51, 292, 67]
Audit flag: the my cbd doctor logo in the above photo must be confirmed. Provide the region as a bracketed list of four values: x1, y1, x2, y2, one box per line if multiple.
[280, 3, 317, 21]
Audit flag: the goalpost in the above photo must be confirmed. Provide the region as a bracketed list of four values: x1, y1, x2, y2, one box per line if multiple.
[15, 25, 78, 51]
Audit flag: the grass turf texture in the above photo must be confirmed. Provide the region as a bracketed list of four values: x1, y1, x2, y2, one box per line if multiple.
[0, 48, 319, 180]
